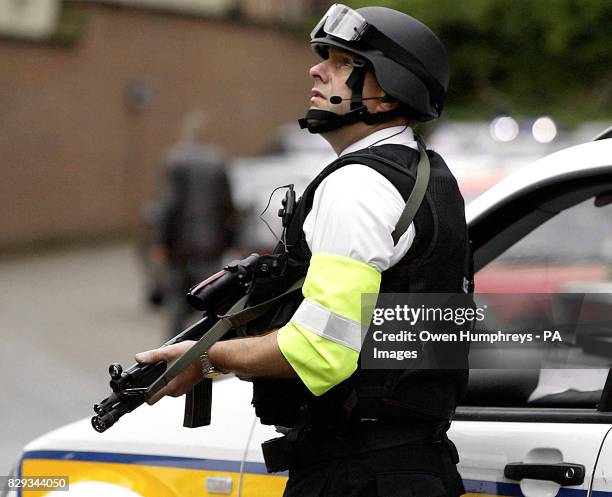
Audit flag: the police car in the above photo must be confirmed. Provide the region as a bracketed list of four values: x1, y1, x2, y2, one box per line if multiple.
[7, 132, 612, 497]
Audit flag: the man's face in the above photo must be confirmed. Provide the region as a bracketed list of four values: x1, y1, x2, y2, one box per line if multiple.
[308, 46, 384, 115]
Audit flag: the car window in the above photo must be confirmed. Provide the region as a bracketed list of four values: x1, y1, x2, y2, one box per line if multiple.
[497, 200, 612, 265]
[476, 197, 612, 293]
[464, 197, 612, 408]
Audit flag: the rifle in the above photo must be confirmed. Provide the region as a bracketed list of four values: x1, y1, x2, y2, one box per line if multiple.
[91, 253, 263, 433]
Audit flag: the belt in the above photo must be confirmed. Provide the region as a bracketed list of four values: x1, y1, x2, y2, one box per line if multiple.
[262, 419, 446, 473]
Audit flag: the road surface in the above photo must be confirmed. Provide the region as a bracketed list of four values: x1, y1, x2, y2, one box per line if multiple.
[0, 243, 172, 474]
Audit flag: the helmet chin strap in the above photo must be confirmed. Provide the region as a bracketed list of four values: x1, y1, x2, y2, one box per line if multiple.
[346, 64, 367, 110]
[298, 65, 404, 134]
[298, 107, 367, 134]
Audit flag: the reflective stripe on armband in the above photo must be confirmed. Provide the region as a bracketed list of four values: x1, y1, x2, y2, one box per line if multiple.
[292, 298, 362, 351]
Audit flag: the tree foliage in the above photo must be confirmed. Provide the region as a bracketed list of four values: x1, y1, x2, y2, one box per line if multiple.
[347, 0, 612, 121]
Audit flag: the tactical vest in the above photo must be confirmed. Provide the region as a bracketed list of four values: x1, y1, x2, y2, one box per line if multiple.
[245, 143, 472, 430]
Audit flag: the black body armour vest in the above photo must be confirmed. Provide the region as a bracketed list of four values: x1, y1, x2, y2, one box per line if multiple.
[245, 143, 473, 430]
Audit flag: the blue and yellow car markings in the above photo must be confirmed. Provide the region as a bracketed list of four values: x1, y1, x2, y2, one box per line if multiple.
[17, 451, 612, 497]
[18, 450, 286, 497]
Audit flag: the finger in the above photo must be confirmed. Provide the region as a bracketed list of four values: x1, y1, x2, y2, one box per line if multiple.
[147, 389, 166, 405]
[146, 377, 187, 405]
[135, 348, 165, 364]
[165, 377, 190, 398]
[147, 380, 179, 405]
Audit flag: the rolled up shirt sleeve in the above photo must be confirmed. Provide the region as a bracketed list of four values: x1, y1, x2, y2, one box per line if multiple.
[277, 164, 415, 396]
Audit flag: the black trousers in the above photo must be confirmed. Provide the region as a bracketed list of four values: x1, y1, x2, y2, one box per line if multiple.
[282, 437, 465, 497]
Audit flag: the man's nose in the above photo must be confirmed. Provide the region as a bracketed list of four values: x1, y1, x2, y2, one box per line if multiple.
[309, 60, 328, 83]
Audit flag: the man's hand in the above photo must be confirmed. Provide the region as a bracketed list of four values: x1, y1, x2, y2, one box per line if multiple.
[135, 340, 202, 405]
[135, 332, 298, 406]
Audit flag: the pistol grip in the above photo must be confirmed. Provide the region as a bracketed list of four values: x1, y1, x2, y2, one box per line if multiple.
[183, 378, 212, 428]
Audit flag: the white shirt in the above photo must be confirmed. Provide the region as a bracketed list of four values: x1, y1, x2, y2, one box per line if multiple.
[302, 126, 418, 272]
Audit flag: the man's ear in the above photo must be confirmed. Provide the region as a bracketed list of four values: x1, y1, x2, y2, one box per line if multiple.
[376, 94, 399, 113]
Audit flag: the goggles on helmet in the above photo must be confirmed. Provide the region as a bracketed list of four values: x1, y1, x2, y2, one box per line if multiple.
[310, 3, 445, 114]
[310, 4, 369, 42]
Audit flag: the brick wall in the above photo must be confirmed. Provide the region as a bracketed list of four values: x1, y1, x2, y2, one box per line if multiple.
[0, 4, 318, 248]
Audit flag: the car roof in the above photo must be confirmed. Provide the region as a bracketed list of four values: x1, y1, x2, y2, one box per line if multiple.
[466, 139, 612, 225]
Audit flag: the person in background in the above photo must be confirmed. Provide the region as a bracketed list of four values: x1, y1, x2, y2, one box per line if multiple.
[151, 111, 237, 338]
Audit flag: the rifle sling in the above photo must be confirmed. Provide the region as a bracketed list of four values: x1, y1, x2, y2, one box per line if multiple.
[145, 276, 305, 400]
[391, 140, 430, 245]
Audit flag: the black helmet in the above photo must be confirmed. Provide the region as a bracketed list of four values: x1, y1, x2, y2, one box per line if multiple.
[310, 4, 449, 121]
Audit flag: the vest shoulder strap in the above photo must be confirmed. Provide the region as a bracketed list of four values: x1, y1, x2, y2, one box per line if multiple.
[329, 144, 430, 245]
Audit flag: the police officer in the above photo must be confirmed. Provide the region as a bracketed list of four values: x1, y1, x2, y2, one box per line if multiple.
[136, 5, 471, 496]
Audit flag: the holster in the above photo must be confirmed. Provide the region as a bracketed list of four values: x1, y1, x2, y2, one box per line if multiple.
[261, 436, 296, 473]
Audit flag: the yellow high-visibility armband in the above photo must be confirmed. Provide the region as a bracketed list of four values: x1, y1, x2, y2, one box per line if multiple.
[277, 253, 381, 396]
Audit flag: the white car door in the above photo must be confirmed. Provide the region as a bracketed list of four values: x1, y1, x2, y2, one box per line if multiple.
[453, 139, 612, 497]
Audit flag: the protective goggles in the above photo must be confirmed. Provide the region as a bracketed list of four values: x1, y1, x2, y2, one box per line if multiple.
[310, 4, 370, 42]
